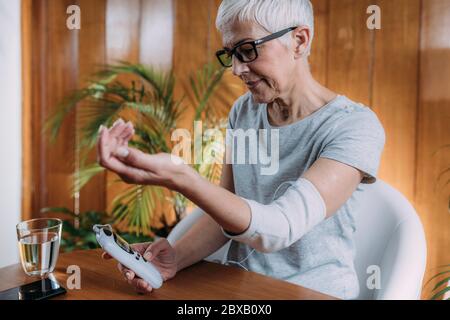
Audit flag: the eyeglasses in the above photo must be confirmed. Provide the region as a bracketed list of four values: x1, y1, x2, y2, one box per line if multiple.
[216, 26, 297, 68]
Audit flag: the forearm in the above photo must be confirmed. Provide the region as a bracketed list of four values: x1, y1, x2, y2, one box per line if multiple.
[179, 169, 252, 235]
[173, 213, 229, 272]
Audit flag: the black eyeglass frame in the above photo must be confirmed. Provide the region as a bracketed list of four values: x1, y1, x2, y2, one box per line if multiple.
[215, 26, 297, 67]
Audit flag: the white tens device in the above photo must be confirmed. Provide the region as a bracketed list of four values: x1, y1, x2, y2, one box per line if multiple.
[93, 224, 163, 289]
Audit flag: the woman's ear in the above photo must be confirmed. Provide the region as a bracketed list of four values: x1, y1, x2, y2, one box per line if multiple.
[292, 26, 310, 58]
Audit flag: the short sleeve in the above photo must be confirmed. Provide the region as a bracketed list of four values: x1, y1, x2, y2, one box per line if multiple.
[319, 107, 385, 184]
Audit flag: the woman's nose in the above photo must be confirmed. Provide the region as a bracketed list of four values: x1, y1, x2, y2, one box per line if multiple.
[232, 56, 249, 77]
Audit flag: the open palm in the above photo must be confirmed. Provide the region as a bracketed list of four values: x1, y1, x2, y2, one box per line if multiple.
[97, 119, 193, 191]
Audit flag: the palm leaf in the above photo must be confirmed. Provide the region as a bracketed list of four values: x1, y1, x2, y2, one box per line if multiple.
[77, 99, 123, 151]
[95, 61, 173, 103]
[134, 125, 169, 153]
[432, 276, 450, 291]
[41, 206, 75, 217]
[431, 144, 450, 157]
[430, 286, 450, 300]
[424, 270, 450, 287]
[123, 101, 181, 133]
[44, 88, 94, 142]
[187, 63, 226, 121]
[111, 185, 164, 235]
[72, 163, 105, 195]
[46, 61, 230, 236]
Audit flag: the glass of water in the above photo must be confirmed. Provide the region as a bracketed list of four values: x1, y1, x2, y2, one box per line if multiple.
[16, 218, 62, 277]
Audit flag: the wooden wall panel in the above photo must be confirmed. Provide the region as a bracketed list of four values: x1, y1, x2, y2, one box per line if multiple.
[21, 0, 33, 221]
[104, 0, 142, 215]
[105, 0, 141, 63]
[309, 0, 329, 86]
[173, 0, 212, 130]
[372, 0, 421, 202]
[138, 0, 177, 228]
[23, 0, 50, 218]
[416, 0, 450, 298]
[173, 0, 247, 122]
[43, 0, 79, 212]
[327, 0, 373, 106]
[173, 0, 211, 73]
[77, 0, 107, 213]
[139, 0, 174, 72]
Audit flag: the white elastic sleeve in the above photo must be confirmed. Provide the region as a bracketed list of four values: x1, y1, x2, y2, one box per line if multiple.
[222, 178, 326, 253]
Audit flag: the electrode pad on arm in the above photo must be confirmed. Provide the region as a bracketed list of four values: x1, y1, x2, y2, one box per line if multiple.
[222, 177, 327, 253]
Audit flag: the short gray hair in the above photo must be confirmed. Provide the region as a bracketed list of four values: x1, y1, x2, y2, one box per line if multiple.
[216, 0, 314, 55]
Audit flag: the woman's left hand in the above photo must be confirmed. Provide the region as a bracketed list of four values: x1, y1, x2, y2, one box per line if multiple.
[96, 119, 193, 191]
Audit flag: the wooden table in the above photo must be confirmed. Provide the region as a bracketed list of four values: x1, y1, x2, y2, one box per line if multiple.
[0, 249, 335, 300]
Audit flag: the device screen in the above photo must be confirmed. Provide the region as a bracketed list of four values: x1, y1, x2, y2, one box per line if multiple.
[113, 233, 134, 254]
[0, 277, 66, 300]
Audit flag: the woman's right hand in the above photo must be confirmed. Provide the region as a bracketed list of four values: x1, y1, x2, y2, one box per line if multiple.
[102, 238, 178, 293]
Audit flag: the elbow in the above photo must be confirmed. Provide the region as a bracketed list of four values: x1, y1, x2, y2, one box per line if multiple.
[248, 233, 296, 254]
[253, 245, 276, 254]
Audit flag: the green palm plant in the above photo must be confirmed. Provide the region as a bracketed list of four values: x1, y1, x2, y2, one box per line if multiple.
[433, 144, 450, 195]
[45, 61, 230, 236]
[424, 265, 450, 300]
[424, 144, 450, 300]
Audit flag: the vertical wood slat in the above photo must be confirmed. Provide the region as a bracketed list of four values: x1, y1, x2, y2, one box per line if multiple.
[33, 0, 48, 216]
[22, 0, 52, 219]
[21, 0, 33, 221]
[77, 0, 107, 213]
[104, 0, 142, 216]
[309, 0, 329, 86]
[416, 0, 450, 299]
[140, 0, 177, 228]
[372, 0, 421, 202]
[41, 0, 79, 214]
[172, 0, 212, 130]
[139, 0, 174, 72]
[168, 0, 218, 221]
[173, 0, 211, 73]
[105, 0, 141, 63]
[327, 0, 374, 106]
[173, 0, 247, 122]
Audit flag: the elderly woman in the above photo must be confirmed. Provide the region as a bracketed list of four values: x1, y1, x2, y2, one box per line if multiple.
[98, 0, 385, 300]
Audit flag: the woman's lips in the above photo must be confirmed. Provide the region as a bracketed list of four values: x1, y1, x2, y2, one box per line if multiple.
[246, 79, 262, 89]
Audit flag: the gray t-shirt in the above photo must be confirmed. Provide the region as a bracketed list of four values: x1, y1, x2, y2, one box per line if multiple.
[224, 92, 385, 300]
